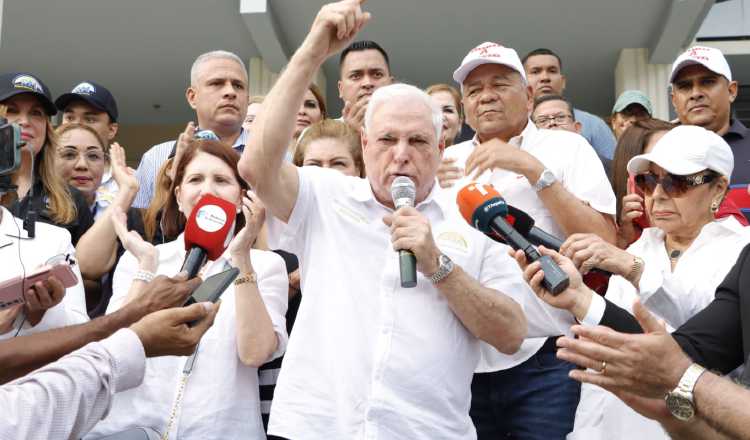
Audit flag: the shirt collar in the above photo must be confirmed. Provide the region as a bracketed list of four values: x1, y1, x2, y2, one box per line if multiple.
[350, 177, 448, 219]
[471, 119, 535, 148]
[726, 118, 750, 139]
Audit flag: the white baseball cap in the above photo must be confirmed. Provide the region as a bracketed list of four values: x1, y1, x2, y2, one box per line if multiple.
[669, 46, 732, 83]
[627, 125, 734, 178]
[453, 42, 527, 87]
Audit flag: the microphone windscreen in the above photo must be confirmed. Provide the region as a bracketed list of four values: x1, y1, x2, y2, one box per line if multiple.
[184, 194, 237, 260]
[391, 176, 416, 208]
[456, 183, 508, 233]
[505, 205, 535, 236]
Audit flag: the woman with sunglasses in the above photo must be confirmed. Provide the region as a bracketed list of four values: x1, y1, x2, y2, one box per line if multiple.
[539, 125, 750, 440]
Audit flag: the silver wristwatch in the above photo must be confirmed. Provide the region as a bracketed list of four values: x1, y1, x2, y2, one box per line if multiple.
[665, 363, 706, 421]
[533, 168, 556, 192]
[429, 254, 454, 284]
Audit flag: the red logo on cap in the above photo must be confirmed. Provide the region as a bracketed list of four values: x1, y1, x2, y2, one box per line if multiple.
[687, 47, 710, 62]
[472, 43, 505, 57]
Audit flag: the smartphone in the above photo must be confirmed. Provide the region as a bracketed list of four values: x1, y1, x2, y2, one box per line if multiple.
[626, 174, 650, 229]
[0, 263, 79, 309]
[185, 267, 239, 306]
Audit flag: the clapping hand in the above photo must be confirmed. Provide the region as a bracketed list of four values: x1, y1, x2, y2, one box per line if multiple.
[229, 191, 266, 267]
[169, 122, 197, 180]
[109, 142, 139, 194]
[112, 206, 158, 271]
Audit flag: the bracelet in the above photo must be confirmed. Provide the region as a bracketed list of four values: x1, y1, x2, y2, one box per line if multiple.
[625, 256, 644, 283]
[133, 270, 156, 283]
[234, 272, 257, 286]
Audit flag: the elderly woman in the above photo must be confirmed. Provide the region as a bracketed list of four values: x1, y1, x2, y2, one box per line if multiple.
[293, 119, 364, 178]
[514, 124, 750, 440]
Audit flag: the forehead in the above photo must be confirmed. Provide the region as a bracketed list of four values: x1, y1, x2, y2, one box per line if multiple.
[525, 54, 561, 70]
[196, 58, 247, 83]
[59, 128, 103, 148]
[303, 89, 318, 102]
[534, 99, 570, 115]
[673, 64, 723, 83]
[305, 137, 352, 158]
[64, 100, 106, 116]
[463, 63, 521, 88]
[370, 98, 434, 136]
[183, 151, 234, 174]
[430, 90, 458, 107]
[341, 49, 389, 73]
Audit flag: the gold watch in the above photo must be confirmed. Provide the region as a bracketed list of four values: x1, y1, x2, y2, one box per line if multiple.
[234, 272, 257, 286]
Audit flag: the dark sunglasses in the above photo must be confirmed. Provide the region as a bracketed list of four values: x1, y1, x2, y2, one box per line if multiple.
[634, 171, 717, 197]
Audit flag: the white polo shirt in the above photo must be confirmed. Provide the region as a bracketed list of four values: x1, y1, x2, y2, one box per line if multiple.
[443, 120, 616, 372]
[265, 166, 570, 440]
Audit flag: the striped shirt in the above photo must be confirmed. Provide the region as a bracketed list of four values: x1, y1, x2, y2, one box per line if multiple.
[132, 128, 248, 209]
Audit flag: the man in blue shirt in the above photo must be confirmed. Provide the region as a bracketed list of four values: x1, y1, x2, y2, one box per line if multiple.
[523, 48, 616, 165]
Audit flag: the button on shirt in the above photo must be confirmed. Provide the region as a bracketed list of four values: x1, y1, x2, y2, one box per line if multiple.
[265, 166, 569, 440]
[575, 216, 750, 440]
[443, 121, 616, 372]
[132, 128, 248, 209]
[0, 207, 88, 339]
[86, 236, 288, 440]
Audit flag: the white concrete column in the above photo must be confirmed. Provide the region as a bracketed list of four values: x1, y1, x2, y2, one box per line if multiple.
[247, 56, 327, 99]
[614, 48, 672, 121]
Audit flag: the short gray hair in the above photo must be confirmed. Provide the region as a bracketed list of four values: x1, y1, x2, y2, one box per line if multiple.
[190, 50, 247, 85]
[364, 83, 443, 142]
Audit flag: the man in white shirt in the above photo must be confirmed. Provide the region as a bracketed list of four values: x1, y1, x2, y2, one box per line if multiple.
[238, 2, 573, 438]
[442, 42, 617, 439]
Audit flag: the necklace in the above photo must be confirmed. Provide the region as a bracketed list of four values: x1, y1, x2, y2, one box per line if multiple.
[669, 249, 682, 260]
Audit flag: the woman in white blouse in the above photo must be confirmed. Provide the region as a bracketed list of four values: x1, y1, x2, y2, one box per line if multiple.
[546, 125, 750, 439]
[86, 139, 288, 440]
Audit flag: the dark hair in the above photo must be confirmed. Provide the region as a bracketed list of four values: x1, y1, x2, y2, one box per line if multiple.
[532, 94, 575, 120]
[611, 119, 676, 220]
[161, 140, 249, 239]
[339, 40, 391, 72]
[308, 83, 328, 119]
[522, 48, 563, 71]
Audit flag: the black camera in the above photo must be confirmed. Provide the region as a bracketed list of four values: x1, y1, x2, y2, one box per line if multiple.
[0, 117, 22, 177]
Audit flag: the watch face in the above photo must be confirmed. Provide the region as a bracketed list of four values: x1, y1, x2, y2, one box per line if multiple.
[666, 394, 695, 421]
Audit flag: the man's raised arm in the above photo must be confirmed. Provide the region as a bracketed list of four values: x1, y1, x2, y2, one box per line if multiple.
[238, 0, 371, 222]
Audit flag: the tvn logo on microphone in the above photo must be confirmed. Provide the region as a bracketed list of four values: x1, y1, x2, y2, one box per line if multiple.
[483, 200, 505, 213]
[195, 205, 228, 232]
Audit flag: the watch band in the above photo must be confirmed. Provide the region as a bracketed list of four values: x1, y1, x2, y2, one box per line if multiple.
[234, 272, 257, 286]
[675, 363, 706, 401]
[429, 254, 454, 284]
[625, 256, 644, 283]
[533, 169, 556, 192]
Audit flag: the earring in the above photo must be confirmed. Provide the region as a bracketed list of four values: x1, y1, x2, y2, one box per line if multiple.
[710, 200, 720, 213]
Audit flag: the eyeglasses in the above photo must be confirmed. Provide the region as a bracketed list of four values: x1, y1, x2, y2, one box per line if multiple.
[57, 148, 107, 164]
[533, 114, 573, 128]
[634, 171, 717, 197]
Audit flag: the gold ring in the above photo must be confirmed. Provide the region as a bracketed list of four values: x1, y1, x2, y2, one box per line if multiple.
[600, 360, 607, 373]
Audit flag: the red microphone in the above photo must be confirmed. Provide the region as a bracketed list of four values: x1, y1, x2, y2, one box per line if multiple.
[181, 194, 237, 279]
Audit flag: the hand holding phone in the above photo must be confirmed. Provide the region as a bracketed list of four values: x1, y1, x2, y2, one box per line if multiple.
[0, 263, 78, 310]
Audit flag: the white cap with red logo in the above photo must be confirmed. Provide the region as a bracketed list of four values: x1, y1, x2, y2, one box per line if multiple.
[453, 42, 527, 87]
[669, 46, 732, 83]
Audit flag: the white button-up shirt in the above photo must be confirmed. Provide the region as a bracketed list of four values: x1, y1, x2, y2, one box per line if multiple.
[443, 121, 616, 372]
[574, 216, 750, 440]
[0, 207, 87, 338]
[86, 236, 289, 440]
[1, 328, 145, 440]
[265, 166, 570, 440]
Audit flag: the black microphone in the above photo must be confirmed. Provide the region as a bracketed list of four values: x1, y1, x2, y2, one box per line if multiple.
[457, 183, 570, 295]
[504, 205, 564, 251]
[391, 176, 417, 288]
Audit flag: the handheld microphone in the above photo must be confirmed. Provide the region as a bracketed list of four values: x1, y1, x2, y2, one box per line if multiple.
[456, 183, 570, 295]
[181, 194, 237, 279]
[503, 205, 564, 251]
[391, 176, 417, 288]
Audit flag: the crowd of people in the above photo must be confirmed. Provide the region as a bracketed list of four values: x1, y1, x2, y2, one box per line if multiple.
[2, 0, 750, 439]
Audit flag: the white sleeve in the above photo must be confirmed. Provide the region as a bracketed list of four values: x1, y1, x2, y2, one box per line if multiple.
[108, 250, 139, 314]
[479, 241, 575, 337]
[559, 137, 616, 216]
[0, 328, 145, 440]
[253, 251, 290, 361]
